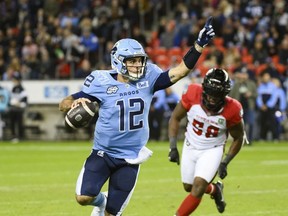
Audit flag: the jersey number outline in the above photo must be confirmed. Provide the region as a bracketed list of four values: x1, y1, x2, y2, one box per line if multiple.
[84, 74, 95, 87]
[192, 119, 219, 137]
[116, 98, 144, 131]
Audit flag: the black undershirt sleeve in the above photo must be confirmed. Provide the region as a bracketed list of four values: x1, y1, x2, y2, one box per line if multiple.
[153, 71, 173, 93]
[71, 91, 101, 104]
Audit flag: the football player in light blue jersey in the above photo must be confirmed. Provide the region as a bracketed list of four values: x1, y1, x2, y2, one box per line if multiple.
[59, 17, 215, 216]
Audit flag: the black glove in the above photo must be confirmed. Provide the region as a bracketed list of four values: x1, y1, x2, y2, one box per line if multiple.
[196, 16, 215, 47]
[168, 148, 180, 165]
[218, 162, 228, 179]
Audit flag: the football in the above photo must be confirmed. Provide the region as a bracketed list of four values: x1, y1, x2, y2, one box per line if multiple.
[65, 101, 97, 129]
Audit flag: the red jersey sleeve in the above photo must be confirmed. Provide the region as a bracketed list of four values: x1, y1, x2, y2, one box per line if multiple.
[222, 97, 243, 128]
[181, 84, 202, 110]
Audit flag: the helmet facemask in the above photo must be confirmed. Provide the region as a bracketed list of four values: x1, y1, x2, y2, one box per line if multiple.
[122, 56, 147, 81]
[202, 88, 227, 112]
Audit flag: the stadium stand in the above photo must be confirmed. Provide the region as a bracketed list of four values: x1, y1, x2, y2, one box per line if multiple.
[0, 0, 287, 141]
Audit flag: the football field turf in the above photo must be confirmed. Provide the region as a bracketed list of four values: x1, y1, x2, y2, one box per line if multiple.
[0, 140, 287, 216]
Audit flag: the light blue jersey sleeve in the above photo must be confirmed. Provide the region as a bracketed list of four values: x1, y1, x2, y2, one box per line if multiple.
[0, 87, 10, 112]
[80, 64, 163, 159]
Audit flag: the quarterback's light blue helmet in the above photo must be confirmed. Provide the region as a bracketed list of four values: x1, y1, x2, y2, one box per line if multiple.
[110, 38, 147, 81]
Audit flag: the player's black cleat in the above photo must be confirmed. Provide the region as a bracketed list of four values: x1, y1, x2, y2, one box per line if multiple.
[211, 181, 226, 213]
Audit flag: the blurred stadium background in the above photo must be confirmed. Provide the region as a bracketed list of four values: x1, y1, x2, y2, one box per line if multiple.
[1, 1, 288, 216]
[0, 0, 288, 142]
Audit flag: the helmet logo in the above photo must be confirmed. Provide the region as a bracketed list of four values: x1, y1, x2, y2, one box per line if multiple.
[111, 46, 117, 55]
[218, 118, 224, 125]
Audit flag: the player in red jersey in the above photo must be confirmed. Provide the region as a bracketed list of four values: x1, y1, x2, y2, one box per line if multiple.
[168, 68, 245, 215]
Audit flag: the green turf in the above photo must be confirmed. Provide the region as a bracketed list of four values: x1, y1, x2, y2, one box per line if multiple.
[0, 140, 287, 216]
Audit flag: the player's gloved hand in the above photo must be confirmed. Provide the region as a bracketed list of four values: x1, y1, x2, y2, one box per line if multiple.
[168, 148, 180, 165]
[218, 162, 228, 179]
[196, 16, 215, 47]
[71, 98, 91, 109]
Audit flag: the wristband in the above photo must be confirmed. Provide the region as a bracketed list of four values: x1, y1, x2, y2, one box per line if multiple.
[183, 45, 202, 69]
[222, 154, 234, 165]
[169, 137, 177, 149]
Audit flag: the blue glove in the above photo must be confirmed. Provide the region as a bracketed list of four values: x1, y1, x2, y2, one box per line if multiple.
[196, 16, 215, 47]
[218, 162, 228, 179]
[168, 148, 180, 165]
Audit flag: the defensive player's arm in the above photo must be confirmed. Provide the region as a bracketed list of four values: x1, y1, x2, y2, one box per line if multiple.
[218, 121, 244, 179]
[168, 101, 187, 165]
[169, 101, 187, 142]
[223, 121, 245, 165]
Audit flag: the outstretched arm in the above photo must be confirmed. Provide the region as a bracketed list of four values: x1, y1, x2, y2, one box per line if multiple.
[168, 17, 215, 83]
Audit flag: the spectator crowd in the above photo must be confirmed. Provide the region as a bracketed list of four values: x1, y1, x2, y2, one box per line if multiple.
[0, 0, 288, 142]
